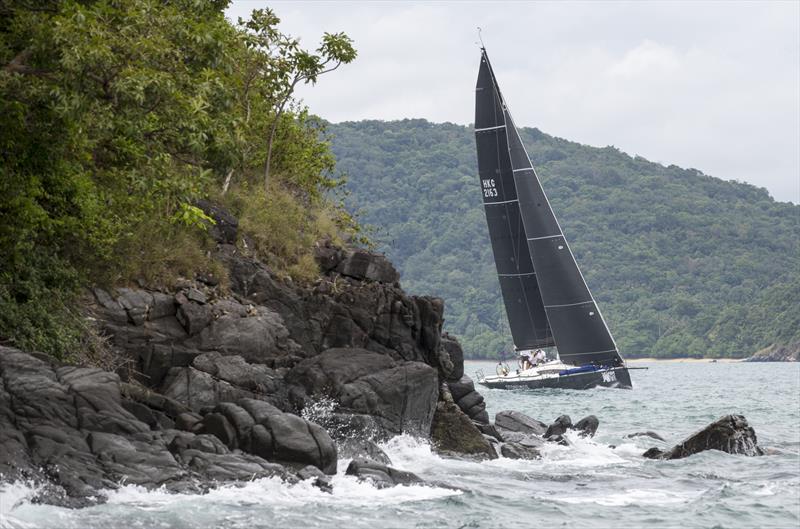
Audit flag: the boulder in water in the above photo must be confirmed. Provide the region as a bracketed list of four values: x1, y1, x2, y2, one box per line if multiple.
[430, 401, 497, 459]
[345, 458, 424, 488]
[625, 431, 665, 442]
[494, 410, 547, 438]
[500, 441, 542, 460]
[573, 415, 599, 438]
[643, 415, 763, 459]
[337, 439, 392, 466]
[544, 415, 573, 439]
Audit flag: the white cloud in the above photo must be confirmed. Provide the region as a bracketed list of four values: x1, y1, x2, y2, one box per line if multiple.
[227, 1, 800, 203]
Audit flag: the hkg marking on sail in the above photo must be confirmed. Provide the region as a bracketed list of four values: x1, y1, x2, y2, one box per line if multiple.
[482, 178, 498, 198]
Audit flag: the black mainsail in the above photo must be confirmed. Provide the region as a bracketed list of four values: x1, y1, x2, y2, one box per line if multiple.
[475, 48, 623, 367]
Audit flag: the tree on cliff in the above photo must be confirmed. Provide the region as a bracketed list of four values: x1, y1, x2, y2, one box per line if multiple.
[0, 0, 359, 357]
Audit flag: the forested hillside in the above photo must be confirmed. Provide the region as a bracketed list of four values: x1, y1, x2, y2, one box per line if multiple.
[329, 119, 799, 359]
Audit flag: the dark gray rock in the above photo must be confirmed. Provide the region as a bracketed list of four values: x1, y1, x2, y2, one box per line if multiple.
[286, 348, 438, 437]
[625, 431, 666, 442]
[297, 465, 333, 493]
[744, 342, 800, 362]
[430, 401, 496, 459]
[0, 347, 297, 505]
[447, 375, 475, 402]
[197, 413, 237, 449]
[495, 410, 548, 438]
[440, 333, 464, 381]
[235, 398, 338, 475]
[187, 311, 301, 366]
[643, 415, 763, 460]
[345, 458, 424, 489]
[334, 249, 399, 284]
[338, 439, 392, 466]
[196, 198, 239, 245]
[544, 415, 573, 439]
[176, 302, 212, 336]
[573, 415, 599, 438]
[500, 442, 542, 460]
[222, 247, 444, 365]
[456, 391, 484, 413]
[185, 288, 207, 304]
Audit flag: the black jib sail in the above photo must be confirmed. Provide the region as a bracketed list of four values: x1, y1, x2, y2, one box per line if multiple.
[474, 48, 623, 367]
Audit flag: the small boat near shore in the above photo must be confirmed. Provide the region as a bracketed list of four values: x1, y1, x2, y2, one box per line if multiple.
[473, 45, 632, 390]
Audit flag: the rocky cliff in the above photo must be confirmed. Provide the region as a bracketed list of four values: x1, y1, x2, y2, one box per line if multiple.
[0, 202, 488, 505]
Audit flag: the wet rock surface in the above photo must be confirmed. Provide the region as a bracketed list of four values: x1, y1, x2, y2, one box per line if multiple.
[643, 415, 764, 459]
[345, 458, 424, 489]
[430, 401, 497, 459]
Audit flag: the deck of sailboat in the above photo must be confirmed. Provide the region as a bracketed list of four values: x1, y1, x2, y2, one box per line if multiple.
[476, 361, 633, 390]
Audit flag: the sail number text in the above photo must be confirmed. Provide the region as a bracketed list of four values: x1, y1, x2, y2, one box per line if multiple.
[482, 179, 498, 198]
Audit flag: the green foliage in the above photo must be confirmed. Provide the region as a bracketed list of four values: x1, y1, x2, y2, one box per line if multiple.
[0, 1, 356, 356]
[330, 119, 800, 359]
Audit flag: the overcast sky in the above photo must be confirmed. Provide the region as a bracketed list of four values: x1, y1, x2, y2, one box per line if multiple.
[227, 1, 800, 203]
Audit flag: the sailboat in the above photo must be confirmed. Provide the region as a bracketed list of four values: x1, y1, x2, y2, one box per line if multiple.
[473, 47, 632, 390]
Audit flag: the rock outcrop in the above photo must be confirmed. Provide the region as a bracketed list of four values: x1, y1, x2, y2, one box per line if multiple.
[430, 400, 496, 459]
[286, 348, 438, 437]
[643, 415, 763, 459]
[0, 347, 292, 506]
[744, 342, 800, 362]
[345, 458, 424, 489]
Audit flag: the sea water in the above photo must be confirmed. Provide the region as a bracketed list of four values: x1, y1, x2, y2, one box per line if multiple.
[1, 361, 798, 529]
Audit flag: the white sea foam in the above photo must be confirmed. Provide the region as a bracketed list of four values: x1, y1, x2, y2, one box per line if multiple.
[552, 487, 705, 506]
[538, 430, 634, 468]
[0, 481, 44, 529]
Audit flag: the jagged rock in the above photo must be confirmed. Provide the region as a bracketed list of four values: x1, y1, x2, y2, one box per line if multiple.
[544, 415, 573, 439]
[440, 333, 464, 381]
[447, 375, 475, 402]
[196, 198, 238, 245]
[495, 410, 548, 439]
[197, 413, 238, 449]
[643, 415, 763, 459]
[334, 248, 400, 284]
[176, 302, 212, 336]
[625, 431, 666, 442]
[286, 348, 438, 437]
[185, 288, 207, 305]
[313, 239, 345, 272]
[187, 310, 302, 366]
[222, 247, 444, 365]
[176, 412, 203, 432]
[456, 391, 484, 412]
[297, 465, 333, 493]
[573, 415, 599, 438]
[0, 348, 291, 505]
[345, 458, 424, 489]
[744, 342, 800, 362]
[236, 399, 338, 475]
[500, 442, 542, 460]
[430, 401, 497, 459]
[337, 439, 392, 466]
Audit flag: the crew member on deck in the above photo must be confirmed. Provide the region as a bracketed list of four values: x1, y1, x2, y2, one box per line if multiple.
[519, 350, 533, 370]
[533, 349, 546, 366]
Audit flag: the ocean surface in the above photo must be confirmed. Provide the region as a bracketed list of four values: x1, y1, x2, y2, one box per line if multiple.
[2, 361, 799, 529]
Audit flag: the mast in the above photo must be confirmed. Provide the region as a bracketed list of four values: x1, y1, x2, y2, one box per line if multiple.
[475, 48, 624, 366]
